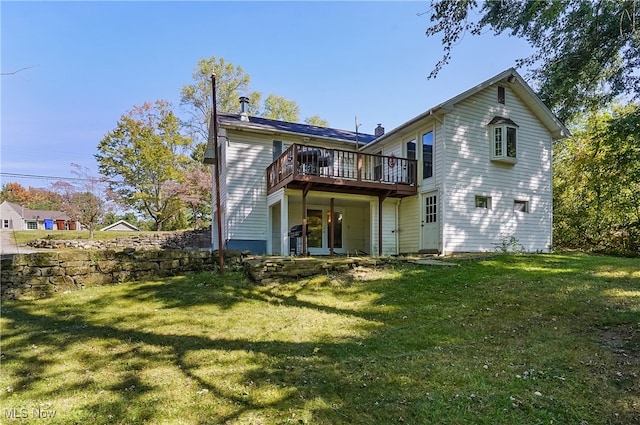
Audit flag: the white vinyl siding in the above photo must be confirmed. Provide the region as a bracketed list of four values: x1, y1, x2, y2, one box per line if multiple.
[225, 133, 272, 242]
[342, 205, 368, 254]
[442, 85, 553, 253]
[382, 200, 397, 255]
[370, 199, 397, 255]
[398, 195, 420, 253]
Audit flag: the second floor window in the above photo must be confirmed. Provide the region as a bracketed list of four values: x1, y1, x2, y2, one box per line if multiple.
[422, 131, 433, 179]
[273, 140, 283, 160]
[488, 117, 518, 164]
[406, 140, 416, 185]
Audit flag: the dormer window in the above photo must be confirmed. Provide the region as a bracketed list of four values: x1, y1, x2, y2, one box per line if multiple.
[488, 116, 518, 165]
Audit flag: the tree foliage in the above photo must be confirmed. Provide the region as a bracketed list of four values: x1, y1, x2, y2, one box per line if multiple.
[553, 104, 640, 254]
[425, 0, 640, 122]
[304, 115, 329, 127]
[51, 164, 109, 239]
[95, 100, 193, 231]
[180, 56, 262, 147]
[181, 56, 329, 156]
[263, 94, 300, 122]
[179, 165, 212, 229]
[0, 182, 62, 211]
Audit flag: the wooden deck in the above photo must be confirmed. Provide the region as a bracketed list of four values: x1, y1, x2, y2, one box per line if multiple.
[267, 144, 418, 198]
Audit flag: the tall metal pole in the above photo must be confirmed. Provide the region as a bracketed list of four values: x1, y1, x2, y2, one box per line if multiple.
[211, 74, 224, 274]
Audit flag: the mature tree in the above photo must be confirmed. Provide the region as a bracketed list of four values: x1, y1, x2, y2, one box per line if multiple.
[180, 56, 262, 148]
[0, 182, 63, 210]
[179, 165, 212, 229]
[554, 103, 640, 253]
[0, 182, 32, 205]
[262, 94, 300, 122]
[51, 164, 109, 238]
[28, 188, 64, 211]
[181, 56, 331, 157]
[304, 115, 329, 127]
[96, 100, 193, 231]
[425, 0, 639, 122]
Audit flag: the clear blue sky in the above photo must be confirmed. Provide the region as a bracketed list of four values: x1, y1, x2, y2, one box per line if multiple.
[1, 1, 532, 188]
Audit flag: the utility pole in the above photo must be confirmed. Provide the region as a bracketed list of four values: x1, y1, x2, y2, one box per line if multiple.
[211, 74, 224, 274]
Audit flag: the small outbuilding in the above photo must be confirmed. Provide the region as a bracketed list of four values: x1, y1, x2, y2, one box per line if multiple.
[100, 220, 140, 232]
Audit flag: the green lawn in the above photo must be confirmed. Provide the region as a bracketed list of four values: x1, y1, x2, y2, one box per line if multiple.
[1, 253, 638, 424]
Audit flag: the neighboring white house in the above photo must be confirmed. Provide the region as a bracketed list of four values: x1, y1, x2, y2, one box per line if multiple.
[204, 68, 569, 256]
[0, 201, 80, 231]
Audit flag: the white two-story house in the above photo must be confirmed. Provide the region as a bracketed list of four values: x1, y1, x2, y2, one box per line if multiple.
[205, 68, 569, 256]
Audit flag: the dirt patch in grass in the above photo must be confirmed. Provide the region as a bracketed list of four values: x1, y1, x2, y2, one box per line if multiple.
[600, 324, 640, 422]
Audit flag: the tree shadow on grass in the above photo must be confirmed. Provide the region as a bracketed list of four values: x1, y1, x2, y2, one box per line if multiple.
[1, 253, 638, 424]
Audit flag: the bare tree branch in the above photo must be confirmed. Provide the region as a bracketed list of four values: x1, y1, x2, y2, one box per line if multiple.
[1, 66, 36, 76]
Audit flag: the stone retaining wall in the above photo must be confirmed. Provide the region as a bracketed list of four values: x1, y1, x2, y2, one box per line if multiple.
[27, 229, 212, 251]
[0, 249, 224, 300]
[2, 247, 395, 300]
[243, 256, 393, 285]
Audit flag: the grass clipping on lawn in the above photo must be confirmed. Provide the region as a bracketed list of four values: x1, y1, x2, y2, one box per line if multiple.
[1, 253, 639, 424]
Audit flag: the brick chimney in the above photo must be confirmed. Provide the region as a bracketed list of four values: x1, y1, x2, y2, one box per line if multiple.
[239, 96, 250, 122]
[374, 124, 384, 137]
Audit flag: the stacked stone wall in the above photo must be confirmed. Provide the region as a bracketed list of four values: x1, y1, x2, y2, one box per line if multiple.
[243, 256, 393, 285]
[27, 229, 212, 251]
[1, 249, 218, 300]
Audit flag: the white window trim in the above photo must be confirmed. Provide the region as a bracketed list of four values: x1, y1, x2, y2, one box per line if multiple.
[475, 195, 492, 209]
[488, 117, 518, 165]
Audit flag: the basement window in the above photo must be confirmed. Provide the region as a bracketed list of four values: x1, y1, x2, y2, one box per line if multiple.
[514, 200, 529, 213]
[475, 196, 492, 209]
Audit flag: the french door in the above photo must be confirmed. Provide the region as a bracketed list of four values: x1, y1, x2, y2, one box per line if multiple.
[307, 207, 344, 255]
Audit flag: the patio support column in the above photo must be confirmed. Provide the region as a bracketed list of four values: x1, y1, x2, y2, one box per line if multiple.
[378, 197, 383, 256]
[301, 183, 312, 256]
[281, 194, 289, 256]
[329, 197, 335, 256]
[378, 191, 391, 256]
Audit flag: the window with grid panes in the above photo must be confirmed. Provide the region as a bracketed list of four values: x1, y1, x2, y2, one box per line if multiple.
[425, 195, 437, 223]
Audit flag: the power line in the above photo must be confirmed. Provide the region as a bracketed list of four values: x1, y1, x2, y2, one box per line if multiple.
[0, 172, 112, 183]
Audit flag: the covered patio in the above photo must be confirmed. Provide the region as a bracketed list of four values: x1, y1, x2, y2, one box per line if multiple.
[266, 144, 417, 257]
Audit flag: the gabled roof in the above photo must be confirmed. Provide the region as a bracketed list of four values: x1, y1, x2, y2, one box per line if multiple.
[217, 113, 377, 145]
[367, 68, 570, 149]
[100, 220, 140, 232]
[2, 201, 71, 220]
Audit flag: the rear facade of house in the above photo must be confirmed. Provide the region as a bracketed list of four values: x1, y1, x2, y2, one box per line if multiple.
[206, 68, 568, 256]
